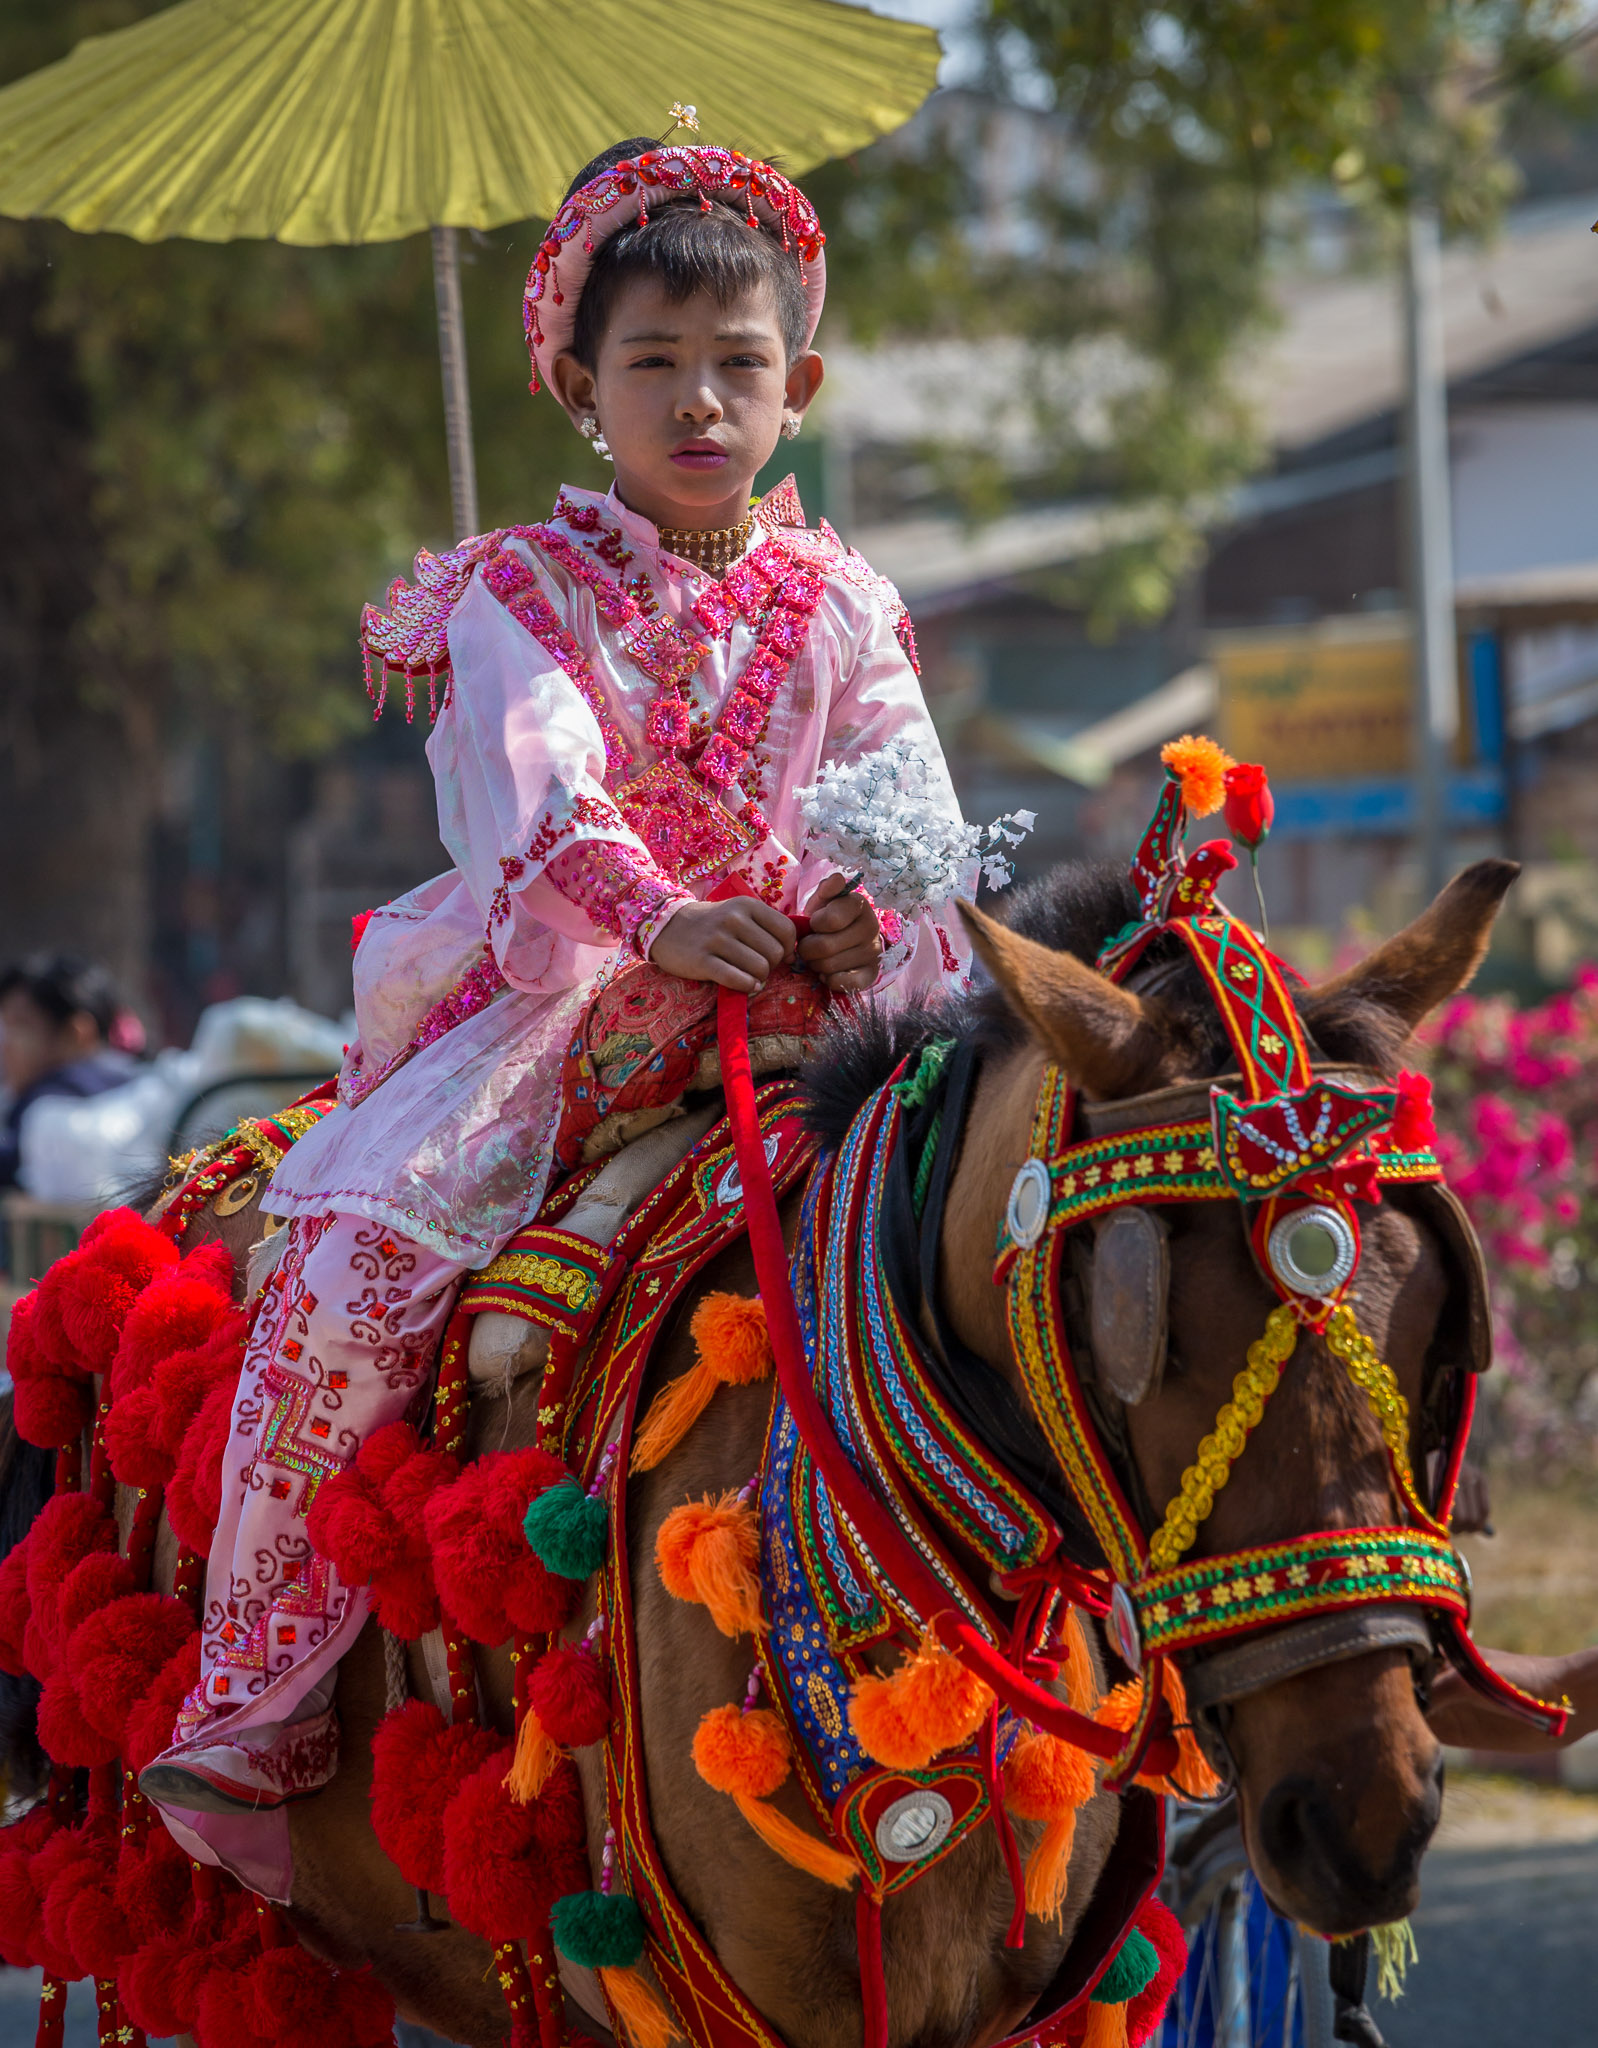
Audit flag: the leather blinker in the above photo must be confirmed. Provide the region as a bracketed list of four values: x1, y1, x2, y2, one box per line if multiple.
[1087, 1207, 1170, 1405]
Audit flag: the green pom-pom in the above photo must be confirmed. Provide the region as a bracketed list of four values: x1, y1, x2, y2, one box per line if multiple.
[1090, 1929, 1158, 2006]
[551, 1889, 646, 1969]
[524, 1479, 608, 1580]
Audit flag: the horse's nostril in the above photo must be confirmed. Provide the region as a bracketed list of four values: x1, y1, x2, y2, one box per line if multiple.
[1257, 1776, 1316, 1878]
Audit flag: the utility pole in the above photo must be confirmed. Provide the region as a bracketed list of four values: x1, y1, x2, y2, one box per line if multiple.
[1401, 200, 1459, 900]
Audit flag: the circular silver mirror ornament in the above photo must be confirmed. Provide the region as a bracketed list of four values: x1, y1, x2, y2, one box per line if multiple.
[1266, 1204, 1357, 1300]
[873, 1789, 955, 1864]
[1006, 1159, 1053, 1249]
[1109, 1582, 1143, 1674]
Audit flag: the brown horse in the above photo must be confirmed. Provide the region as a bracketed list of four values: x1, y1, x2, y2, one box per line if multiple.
[1, 853, 1514, 2048]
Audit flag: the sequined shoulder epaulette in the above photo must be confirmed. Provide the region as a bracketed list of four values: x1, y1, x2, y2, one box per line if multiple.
[360, 529, 507, 721]
[770, 518, 920, 675]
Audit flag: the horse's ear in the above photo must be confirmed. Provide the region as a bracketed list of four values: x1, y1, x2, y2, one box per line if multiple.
[1311, 859, 1520, 1031]
[957, 901, 1177, 1099]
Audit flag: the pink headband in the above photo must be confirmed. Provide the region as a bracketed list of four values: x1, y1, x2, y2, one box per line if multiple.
[523, 144, 827, 393]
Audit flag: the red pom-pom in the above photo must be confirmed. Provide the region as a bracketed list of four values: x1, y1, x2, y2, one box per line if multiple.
[369, 1698, 504, 1895]
[194, 1930, 279, 2048]
[149, 1317, 243, 1460]
[103, 1382, 174, 1490]
[0, 1807, 56, 1968]
[13, 1368, 93, 1450]
[56, 1550, 138, 1648]
[39, 1825, 130, 1979]
[528, 1639, 611, 1747]
[441, 1749, 588, 1942]
[5, 1293, 93, 1448]
[66, 1591, 197, 1745]
[0, 1537, 31, 1677]
[1126, 1896, 1188, 2047]
[124, 1634, 201, 1776]
[113, 1821, 193, 1945]
[1388, 1070, 1438, 1154]
[47, 1209, 179, 1373]
[246, 1945, 397, 2048]
[425, 1448, 579, 1644]
[109, 1245, 237, 1401]
[12, 1826, 82, 1977]
[23, 1494, 117, 1679]
[120, 1926, 199, 2038]
[36, 1663, 119, 1766]
[153, 1896, 259, 2039]
[166, 1375, 236, 1556]
[306, 1422, 457, 1639]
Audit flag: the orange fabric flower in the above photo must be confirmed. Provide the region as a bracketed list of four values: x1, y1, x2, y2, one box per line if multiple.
[1159, 735, 1235, 819]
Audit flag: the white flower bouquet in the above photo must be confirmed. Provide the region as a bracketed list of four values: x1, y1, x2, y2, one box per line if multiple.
[795, 739, 1035, 918]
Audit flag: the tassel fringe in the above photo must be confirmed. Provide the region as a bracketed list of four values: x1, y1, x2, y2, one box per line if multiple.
[1082, 2000, 1130, 2048]
[1060, 1608, 1097, 1713]
[1023, 1810, 1078, 1923]
[1370, 1919, 1417, 2001]
[633, 1296, 772, 1473]
[655, 1495, 763, 1637]
[731, 1792, 858, 1887]
[504, 1706, 560, 1803]
[600, 1966, 680, 2048]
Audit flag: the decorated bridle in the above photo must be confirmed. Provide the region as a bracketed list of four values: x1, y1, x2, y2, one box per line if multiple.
[994, 748, 1567, 1783]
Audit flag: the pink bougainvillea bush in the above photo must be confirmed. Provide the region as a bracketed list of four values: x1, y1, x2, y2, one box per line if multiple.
[1424, 966, 1598, 1469]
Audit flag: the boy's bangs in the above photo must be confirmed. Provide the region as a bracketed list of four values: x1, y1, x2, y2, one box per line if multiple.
[571, 202, 810, 367]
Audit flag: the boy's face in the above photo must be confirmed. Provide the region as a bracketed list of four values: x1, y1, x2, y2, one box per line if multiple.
[551, 276, 822, 532]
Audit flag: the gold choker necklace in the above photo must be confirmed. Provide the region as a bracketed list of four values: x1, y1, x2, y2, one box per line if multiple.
[656, 512, 756, 578]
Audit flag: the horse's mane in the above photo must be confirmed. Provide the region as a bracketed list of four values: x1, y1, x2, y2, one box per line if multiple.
[801, 858, 1408, 1145]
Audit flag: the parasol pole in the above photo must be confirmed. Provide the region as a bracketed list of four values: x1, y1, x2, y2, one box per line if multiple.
[430, 224, 479, 542]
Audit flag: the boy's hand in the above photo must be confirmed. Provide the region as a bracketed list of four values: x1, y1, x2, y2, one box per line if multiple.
[648, 898, 796, 992]
[799, 873, 884, 992]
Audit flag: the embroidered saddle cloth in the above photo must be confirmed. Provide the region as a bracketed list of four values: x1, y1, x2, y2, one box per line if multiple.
[556, 960, 826, 1168]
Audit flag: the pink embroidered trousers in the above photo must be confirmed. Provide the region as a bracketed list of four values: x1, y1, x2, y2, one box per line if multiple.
[155, 1212, 464, 1899]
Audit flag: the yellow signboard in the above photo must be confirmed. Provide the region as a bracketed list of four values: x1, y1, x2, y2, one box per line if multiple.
[1211, 617, 1415, 780]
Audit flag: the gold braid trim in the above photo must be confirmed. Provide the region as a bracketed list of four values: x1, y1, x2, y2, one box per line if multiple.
[1324, 1305, 1446, 1535]
[1146, 1304, 1298, 1571]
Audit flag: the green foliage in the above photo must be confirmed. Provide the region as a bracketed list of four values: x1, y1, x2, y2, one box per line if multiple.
[811, 0, 1585, 627]
[0, 0, 583, 761]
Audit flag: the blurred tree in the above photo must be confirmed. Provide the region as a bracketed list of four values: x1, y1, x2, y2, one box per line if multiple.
[0, 0, 581, 1003]
[808, 0, 1588, 630]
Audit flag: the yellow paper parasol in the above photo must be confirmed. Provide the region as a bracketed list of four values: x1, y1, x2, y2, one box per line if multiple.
[0, 0, 939, 534]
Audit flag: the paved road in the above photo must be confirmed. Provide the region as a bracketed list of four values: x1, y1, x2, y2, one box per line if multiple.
[2, 1777, 1593, 2048]
[1369, 1776, 1598, 2048]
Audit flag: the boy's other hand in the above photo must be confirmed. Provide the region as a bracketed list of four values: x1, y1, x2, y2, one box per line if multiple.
[649, 898, 796, 992]
[798, 873, 884, 992]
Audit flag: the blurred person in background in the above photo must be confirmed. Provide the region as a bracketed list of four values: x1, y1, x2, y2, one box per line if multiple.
[0, 953, 143, 1188]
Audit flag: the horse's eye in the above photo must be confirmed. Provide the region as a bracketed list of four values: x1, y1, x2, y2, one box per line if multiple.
[1267, 1204, 1357, 1299]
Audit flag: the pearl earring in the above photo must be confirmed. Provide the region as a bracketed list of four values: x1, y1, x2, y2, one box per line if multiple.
[781, 414, 802, 440]
[578, 415, 613, 462]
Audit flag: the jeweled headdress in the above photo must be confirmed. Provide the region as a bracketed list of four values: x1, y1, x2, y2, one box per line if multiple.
[524, 144, 827, 393]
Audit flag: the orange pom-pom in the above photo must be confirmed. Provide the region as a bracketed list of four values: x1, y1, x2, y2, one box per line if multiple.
[849, 1626, 994, 1769]
[1003, 1727, 1096, 1822]
[690, 1293, 772, 1385]
[654, 1494, 762, 1637]
[1159, 734, 1235, 818]
[633, 1297, 773, 1472]
[599, 1965, 680, 2048]
[693, 1705, 790, 1798]
[1096, 1678, 1142, 1734]
[1005, 1726, 1097, 1924]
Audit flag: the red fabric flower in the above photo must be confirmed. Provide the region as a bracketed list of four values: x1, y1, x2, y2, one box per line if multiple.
[1222, 761, 1274, 850]
[1388, 1069, 1438, 1153]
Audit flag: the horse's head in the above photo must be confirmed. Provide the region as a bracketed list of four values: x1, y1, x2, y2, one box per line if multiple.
[944, 857, 1517, 1937]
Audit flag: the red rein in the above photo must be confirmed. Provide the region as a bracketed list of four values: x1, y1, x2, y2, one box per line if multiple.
[712, 990, 1177, 1776]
